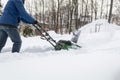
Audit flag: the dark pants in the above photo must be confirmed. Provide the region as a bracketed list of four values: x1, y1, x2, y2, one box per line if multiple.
[0, 26, 22, 53]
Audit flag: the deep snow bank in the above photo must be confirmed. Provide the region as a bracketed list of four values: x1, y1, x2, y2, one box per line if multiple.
[77, 19, 120, 48]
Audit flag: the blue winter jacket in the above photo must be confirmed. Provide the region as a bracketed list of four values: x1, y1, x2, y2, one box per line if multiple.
[0, 0, 36, 27]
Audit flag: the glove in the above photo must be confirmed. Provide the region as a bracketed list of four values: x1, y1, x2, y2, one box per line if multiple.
[33, 20, 38, 24]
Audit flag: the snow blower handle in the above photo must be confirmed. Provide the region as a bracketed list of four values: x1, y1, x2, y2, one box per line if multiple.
[33, 23, 59, 50]
[36, 23, 56, 43]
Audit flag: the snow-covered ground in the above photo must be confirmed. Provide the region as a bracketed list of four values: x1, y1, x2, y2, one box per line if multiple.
[0, 19, 120, 80]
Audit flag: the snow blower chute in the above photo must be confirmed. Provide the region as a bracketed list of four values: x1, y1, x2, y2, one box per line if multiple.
[33, 23, 81, 50]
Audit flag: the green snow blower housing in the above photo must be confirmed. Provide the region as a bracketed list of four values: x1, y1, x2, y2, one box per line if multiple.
[55, 40, 81, 50]
[55, 40, 72, 50]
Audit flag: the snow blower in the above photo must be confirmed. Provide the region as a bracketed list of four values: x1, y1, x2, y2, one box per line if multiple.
[33, 23, 81, 50]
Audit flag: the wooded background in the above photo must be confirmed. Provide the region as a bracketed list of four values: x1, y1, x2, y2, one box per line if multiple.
[0, 0, 119, 36]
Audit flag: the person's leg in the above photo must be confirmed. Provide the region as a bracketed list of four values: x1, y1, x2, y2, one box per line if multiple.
[5, 28, 22, 53]
[0, 30, 8, 52]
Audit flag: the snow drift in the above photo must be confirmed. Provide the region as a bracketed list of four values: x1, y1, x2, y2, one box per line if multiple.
[76, 19, 120, 50]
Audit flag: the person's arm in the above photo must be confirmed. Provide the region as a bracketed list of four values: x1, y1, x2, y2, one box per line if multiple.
[20, 17, 31, 23]
[13, 0, 36, 24]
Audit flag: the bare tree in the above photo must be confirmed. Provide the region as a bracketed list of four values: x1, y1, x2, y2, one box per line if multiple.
[65, 0, 71, 33]
[59, 1, 66, 34]
[0, 0, 2, 15]
[100, 0, 104, 18]
[69, 0, 74, 33]
[94, 0, 98, 19]
[61, 0, 74, 34]
[90, 0, 94, 21]
[59, 6, 65, 34]
[41, 0, 45, 27]
[25, 0, 33, 15]
[56, 0, 64, 33]
[51, 0, 57, 32]
[73, 0, 79, 30]
[108, 0, 114, 23]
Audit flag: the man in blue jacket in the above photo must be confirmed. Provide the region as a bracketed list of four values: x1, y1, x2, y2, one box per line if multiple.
[0, 0, 37, 53]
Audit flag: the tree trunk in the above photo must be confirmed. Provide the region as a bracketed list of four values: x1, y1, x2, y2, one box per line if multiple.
[0, 0, 2, 15]
[73, 0, 78, 30]
[108, 0, 113, 23]
[100, 0, 104, 18]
